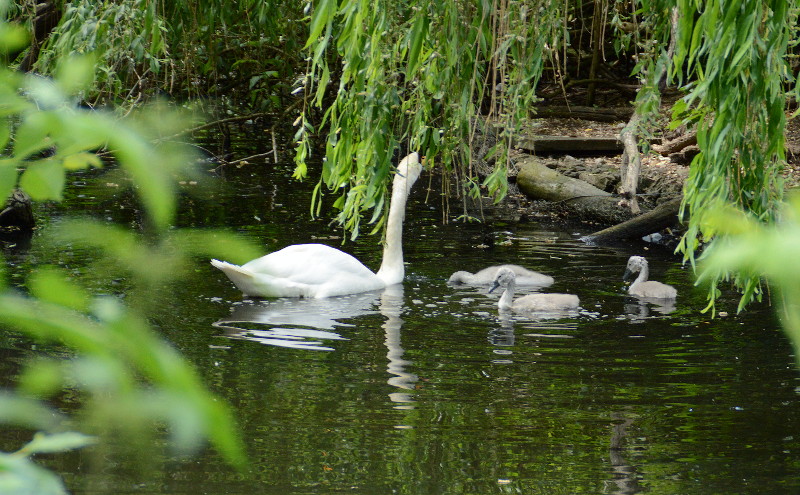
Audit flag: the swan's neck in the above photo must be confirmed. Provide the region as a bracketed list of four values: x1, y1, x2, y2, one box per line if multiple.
[632, 262, 649, 289]
[376, 175, 412, 285]
[498, 279, 516, 310]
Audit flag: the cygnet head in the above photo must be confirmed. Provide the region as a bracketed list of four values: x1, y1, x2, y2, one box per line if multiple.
[489, 267, 516, 293]
[623, 255, 647, 281]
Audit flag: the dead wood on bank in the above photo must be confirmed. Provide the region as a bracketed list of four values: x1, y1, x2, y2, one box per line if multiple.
[580, 197, 683, 245]
[652, 131, 698, 156]
[514, 155, 684, 244]
[618, 112, 643, 214]
[515, 156, 637, 225]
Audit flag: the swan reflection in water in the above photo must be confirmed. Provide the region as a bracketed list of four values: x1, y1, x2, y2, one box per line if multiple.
[213, 290, 382, 351]
[213, 284, 418, 407]
[380, 285, 418, 408]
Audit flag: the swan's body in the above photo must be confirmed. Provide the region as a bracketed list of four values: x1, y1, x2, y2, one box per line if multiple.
[622, 255, 677, 300]
[211, 153, 422, 298]
[489, 267, 579, 312]
[448, 264, 554, 286]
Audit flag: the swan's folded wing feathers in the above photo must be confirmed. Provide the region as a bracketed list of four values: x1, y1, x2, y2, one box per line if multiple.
[242, 244, 375, 283]
[231, 244, 381, 297]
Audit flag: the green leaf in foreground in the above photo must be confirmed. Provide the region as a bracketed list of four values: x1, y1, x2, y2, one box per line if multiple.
[19, 160, 65, 201]
[17, 432, 97, 456]
[0, 452, 67, 495]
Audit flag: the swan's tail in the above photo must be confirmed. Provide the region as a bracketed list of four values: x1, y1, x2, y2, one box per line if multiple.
[211, 259, 258, 295]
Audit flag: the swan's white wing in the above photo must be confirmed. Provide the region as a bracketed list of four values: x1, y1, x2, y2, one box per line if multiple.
[219, 244, 382, 298]
[242, 244, 376, 283]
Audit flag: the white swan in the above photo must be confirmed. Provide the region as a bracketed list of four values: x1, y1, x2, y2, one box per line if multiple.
[622, 255, 677, 300]
[489, 267, 579, 312]
[211, 152, 422, 298]
[448, 264, 554, 286]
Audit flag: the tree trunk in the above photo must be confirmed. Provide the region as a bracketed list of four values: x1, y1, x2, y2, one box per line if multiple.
[618, 112, 642, 214]
[18, 2, 63, 72]
[617, 6, 681, 215]
[586, 0, 604, 106]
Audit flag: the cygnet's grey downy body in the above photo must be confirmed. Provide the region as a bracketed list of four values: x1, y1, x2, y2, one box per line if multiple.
[622, 255, 677, 300]
[489, 267, 579, 312]
[449, 264, 554, 286]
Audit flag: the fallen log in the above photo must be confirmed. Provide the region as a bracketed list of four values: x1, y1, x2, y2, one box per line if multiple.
[515, 156, 637, 225]
[580, 196, 683, 245]
[652, 132, 697, 155]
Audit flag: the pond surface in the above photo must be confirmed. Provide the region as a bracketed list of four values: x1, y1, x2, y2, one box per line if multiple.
[4, 124, 800, 494]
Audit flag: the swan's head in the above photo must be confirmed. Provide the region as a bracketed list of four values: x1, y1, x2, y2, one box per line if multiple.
[395, 152, 423, 186]
[489, 267, 516, 293]
[623, 255, 647, 281]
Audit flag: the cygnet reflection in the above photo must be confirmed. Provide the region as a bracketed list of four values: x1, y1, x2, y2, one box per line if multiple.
[624, 296, 676, 322]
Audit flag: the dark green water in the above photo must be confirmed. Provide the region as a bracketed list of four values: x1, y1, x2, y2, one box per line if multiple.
[3, 127, 800, 494]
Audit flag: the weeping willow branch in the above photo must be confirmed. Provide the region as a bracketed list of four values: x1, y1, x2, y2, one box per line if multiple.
[672, 0, 796, 312]
[296, 0, 562, 238]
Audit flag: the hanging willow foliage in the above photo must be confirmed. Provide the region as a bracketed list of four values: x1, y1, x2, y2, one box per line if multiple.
[296, 0, 563, 238]
[31, 0, 306, 106]
[669, 0, 798, 312]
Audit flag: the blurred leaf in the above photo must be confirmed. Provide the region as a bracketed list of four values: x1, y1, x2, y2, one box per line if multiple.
[0, 22, 29, 55]
[108, 124, 175, 231]
[14, 112, 57, 159]
[19, 160, 65, 201]
[52, 113, 110, 156]
[52, 219, 172, 287]
[0, 83, 27, 117]
[140, 391, 205, 454]
[95, 300, 248, 469]
[0, 116, 9, 150]
[62, 152, 103, 171]
[68, 355, 134, 394]
[17, 359, 65, 398]
[19, 432, 97, 456]
[28, 267, 91, 312]
[0, 393, 62, 430]
[0, 452, 67, 495]
[0, 158, 17, 211]
[168, 229, 263, 265]
[23, 74, 69, 110]
[0, 295, 111, 355]
[0, 294, 248, 469]
[55, 54, 97, 95]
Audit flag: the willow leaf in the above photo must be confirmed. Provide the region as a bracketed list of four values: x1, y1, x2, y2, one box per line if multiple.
[305, 0, 337, 49]
[406, 11, 429, 77]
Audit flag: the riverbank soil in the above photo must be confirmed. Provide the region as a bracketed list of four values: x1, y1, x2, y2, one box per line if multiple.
[470, 89, 800, 245]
